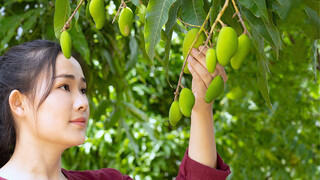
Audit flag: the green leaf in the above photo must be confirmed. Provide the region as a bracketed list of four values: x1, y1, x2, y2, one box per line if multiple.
[240, 4, 281, 54]
[105, 105, 122, 129]
[270, 0, 301, 21]
[141, 122, 158, 142]
[130, 0, 140, 6]
[311, 40, 319, 83]
[92, 99, 114, 121]
[125, 36, 139, 71]
[181, 0, 206, 28]
[252, 30, 273, 112]
[220, 4, 243, 34]
[0, 10, 36, 52]
[100, 49, 115, 74]
[0, 15, 21, 51]
[22, 9, 41, 35]
[210, 0, 223, 27]
[304, 0, 320, 16]
[69, 25, 91, 64]
[163, 30, 173, 88]
[144, 0, 177, 61]
[238, 0, 269, 21]
[86, 0, 91, 19]
[121, 118, 139, 155]
[74, 0, 84, 32]
[304, 6, 320, 39]
[54, 0, 71, 39]
[165, 0, 181, 36]
[163, 0, 181, 88]
[122, 102, 149, 121]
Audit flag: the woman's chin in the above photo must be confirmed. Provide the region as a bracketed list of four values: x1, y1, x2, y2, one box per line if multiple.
[64, 133, 86, 148]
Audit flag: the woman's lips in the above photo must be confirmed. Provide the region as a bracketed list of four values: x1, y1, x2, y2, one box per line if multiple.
[70, 117, 86, 128]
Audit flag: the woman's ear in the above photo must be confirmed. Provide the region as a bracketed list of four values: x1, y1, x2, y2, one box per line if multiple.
[8, 90, 27, 117]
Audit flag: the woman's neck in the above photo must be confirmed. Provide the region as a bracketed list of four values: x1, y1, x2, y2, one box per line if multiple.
[0, 134, 67, 180]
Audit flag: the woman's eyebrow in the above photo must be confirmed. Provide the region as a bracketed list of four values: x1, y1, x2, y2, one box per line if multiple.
[53, 74, 86, 82]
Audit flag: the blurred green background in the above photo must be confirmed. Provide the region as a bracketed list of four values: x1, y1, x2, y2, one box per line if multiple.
[0, 0, 319, 179]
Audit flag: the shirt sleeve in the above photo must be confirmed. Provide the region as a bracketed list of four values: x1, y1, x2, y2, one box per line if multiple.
[176, 148, 231, 180]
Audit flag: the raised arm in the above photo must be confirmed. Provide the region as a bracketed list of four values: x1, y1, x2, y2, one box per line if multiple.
[186, 45, 227, 168]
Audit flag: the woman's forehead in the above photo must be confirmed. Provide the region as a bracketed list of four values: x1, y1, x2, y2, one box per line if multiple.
[55, 53, 84, 78]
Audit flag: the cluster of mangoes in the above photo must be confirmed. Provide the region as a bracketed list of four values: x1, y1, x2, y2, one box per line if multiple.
[60, 0, 137, 59]
[89, 0, 135, 34]
[169, 26, 251, 126]
[169, 88, 195, 126]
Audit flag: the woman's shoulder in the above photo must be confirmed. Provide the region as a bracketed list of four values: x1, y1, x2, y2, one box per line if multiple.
[61, 168, 133, 180]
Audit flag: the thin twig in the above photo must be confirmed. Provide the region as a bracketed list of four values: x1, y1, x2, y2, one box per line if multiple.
[231, 0, 248, 35]
[61, 0, 84, 32]
[204, 30, 212, 48]
[200, 0, 229, 53]
[178, 18, 202, 28]
[218, 19, 226, 27]
[174, 7, 212, 101]
[112, 0, 126, 24]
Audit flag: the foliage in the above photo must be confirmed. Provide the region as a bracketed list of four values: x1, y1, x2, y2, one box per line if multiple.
[0, 0, 319, 179]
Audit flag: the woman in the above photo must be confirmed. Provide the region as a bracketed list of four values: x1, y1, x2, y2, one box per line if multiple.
[0, 40, 230, 179]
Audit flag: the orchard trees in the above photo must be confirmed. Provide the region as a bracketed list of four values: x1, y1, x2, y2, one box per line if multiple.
[0, 0, 319, 179]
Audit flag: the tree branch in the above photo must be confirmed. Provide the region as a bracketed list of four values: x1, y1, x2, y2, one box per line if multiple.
[61, 0, 84, 32]
[200, 0, 229, 54]
[178, 18, 202, 28]
[112, 0, 126, 24]
[231, 0, 248, 35]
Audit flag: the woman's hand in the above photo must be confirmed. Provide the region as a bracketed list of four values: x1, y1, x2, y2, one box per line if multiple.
[187, 45, 227, 113]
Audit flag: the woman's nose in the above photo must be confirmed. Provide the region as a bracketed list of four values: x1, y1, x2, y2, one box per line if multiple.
[74, 93, 88, 112]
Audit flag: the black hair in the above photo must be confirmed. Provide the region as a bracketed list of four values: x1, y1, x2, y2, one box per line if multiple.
[0, 39, 62, 168]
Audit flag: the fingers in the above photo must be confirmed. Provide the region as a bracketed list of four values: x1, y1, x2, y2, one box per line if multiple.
[188, 63, 207, 91]
[189, 45, 228, 87]
[190, 47, 218, 79]
[187, 56, 212, 88]
[190, 48, 207, 70]
[192, 46, 221, 79]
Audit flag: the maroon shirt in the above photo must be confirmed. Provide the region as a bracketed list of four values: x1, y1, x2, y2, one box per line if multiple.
[0, 148, 231, 180]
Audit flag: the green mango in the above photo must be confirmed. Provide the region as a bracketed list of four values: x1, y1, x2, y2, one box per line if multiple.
[205, 75, 224, 103]
[169, 100, 182, 126]
[60, 31, 72, 59]
[89, 0, 105, 30]
[179, 88, 195, 117]
[184, 63, 190, 74]
[119, 7, 133, 37]
[216, 27, 238, 66]
[226, 86, 244, 100]
[137, 4, 146, 24]
[182, 28, 206, 74]
[230, 34, 251, 69]
[206, 48, 217, 73]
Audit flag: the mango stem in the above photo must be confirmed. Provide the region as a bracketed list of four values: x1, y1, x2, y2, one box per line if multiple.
[231, 0, 248, 35]
[61, 0, 84, 32]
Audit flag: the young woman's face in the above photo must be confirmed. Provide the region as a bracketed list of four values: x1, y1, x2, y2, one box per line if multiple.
[26, 53, 90, 148]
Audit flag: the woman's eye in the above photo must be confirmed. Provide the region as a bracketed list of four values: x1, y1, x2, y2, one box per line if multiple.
[60, 84, 70, 91]
[81, 88, 87, 94]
